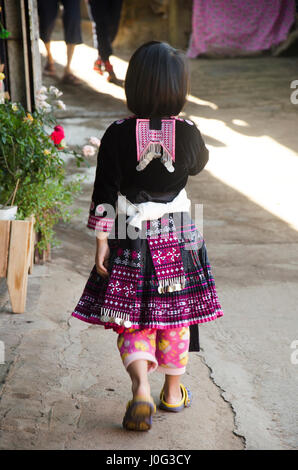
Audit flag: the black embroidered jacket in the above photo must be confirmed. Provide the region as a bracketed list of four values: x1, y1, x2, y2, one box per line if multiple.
[88, 116, 209, 232]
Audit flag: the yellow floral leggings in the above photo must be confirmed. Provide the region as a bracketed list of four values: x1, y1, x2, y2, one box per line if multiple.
[117, 327, 190, 375]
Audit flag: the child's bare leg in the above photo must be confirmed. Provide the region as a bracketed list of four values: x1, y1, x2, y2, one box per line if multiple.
[163, 374, 183, 404]
[127, 360, 151, 399]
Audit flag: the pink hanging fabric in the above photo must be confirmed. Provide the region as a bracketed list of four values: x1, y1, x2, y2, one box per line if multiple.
[187, 0, 296, 58]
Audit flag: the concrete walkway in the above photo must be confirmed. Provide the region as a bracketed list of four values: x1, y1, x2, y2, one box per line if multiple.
[0, 45, 297, 449]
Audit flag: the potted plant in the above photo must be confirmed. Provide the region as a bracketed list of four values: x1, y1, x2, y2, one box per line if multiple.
[0, 86, 85, 253]
[0, 86, 101, 312]
[0, 178, 18, 220]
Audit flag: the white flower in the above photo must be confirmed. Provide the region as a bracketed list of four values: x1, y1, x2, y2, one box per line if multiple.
[89, 136, 101, 147]
[55, 100, 66, 110]
[36, 93, 47, 102]
[49, 86, 63, 98]
[82, 145, 96, 157]
[37, 86, 47, 95]
[36, 99, 51, 110]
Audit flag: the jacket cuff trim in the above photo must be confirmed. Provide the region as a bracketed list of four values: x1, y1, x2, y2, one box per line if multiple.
[87, 214, 114, 232]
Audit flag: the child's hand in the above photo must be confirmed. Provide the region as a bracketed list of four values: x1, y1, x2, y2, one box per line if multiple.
[95, 239, 110, 278]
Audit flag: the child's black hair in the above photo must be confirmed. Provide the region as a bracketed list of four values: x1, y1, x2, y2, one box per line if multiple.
[124, 41, 190, 118]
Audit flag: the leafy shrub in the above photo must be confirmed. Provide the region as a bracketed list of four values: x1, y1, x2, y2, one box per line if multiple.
[0, 90, 85, 252]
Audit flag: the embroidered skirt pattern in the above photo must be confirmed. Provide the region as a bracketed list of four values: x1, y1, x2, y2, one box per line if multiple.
[72, 212, 224, 332]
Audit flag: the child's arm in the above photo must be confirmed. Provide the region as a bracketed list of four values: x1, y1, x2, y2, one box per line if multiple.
[87, 123, 121, 276]
[87, 123, 121, 235]
[187, 123, 209, 176]
[95, 235, 110, 278]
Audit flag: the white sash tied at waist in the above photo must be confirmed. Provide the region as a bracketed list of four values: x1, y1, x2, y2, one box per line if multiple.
[117, 188, 191, 230]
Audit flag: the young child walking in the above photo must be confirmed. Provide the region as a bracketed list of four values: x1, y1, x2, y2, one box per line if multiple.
[72, 41, 223, 431]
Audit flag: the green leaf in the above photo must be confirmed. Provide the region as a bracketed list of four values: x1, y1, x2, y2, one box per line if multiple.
[0, 29, 10, 39]
[0, 99, 84, 249]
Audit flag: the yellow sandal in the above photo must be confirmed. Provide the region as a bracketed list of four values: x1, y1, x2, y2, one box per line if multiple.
[122, 396, 156, 431]
[159, 384, 192, 412]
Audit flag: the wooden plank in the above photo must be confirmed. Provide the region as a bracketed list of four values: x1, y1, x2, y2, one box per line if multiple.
[7, 219, 31, 313]
[20, 0, 32, 111]
[27, 215, 35, 274]
[27, 0, 42, 108]
[3, 0, 41, 109]
[0, 220, 11, 277]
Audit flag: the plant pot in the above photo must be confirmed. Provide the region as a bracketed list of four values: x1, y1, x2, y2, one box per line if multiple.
[0, 205, 18, 220]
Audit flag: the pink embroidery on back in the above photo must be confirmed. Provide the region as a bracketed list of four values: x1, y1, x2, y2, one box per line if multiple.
[136, 119, 176, 162]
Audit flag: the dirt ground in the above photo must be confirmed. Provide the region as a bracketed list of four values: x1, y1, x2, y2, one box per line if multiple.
[0, 29, 298, 450]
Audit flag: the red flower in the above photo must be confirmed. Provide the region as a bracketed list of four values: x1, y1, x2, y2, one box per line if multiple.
[50, 125, 65, 148]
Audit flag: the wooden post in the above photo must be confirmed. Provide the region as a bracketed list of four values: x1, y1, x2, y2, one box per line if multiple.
[23, 0, 42, 107]
[3, 0, 41, 109]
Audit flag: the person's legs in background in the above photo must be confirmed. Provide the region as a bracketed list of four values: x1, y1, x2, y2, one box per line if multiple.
[89, 0, 123, 83]
[37, 0, 59, 76]
[61, 0, 82, 83]
[102, 0, 123, 83]
[106, 0, 123, 54]
[89, 0, 112, 64]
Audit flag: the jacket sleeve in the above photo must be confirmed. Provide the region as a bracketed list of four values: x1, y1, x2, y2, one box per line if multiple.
[87, 123, 121, 233]
[186, 122, 209, 176]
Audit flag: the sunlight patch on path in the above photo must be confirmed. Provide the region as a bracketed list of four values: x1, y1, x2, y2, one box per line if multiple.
[191, 115, 298, 231]
[39, 40, 127, 102]
[39, 41, 219, 111]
